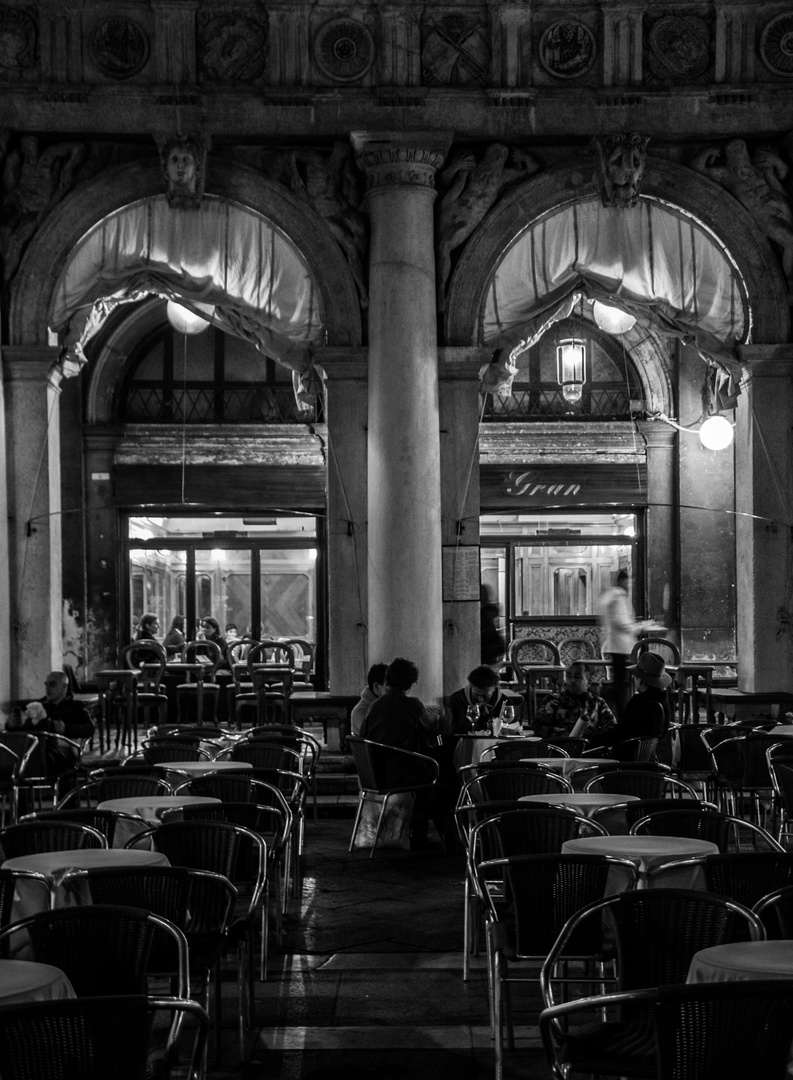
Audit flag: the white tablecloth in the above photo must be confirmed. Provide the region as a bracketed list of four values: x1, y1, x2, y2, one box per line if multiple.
[0, 959, 75, 1005]
[97, 795, 221, 847]
[154, 760, 253, 775]
[562, 834, 718, 889]
[2, 848, 170, 920]
[519, 792, 638, 819]
[688, 941, 793, 983]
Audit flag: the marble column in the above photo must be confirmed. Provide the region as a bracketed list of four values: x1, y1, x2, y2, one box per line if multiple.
[637, 421, 678, 639]
[320, 348, 369, 696]
[735, 347, 793, 692]
[352, 131, 451, 702]
[0, 343, 10, 713]
[3, 346, 64, 698]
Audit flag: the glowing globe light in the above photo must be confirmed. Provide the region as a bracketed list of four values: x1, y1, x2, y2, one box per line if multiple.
[592, 301, 637, 335]
[166, 299, 212, 335]
[699, 415, 734, 451]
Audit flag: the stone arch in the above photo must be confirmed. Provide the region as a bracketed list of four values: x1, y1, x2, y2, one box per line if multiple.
[9, 156, 363, 351]
[445, 156, 790, 411]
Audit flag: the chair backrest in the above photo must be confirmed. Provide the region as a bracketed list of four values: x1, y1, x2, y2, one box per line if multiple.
[182, 638, 222, 675]
[0, 994, 207, 1080]
[613, 735, 660, 762]
[119, 641, 166, 682]
[347, 736, 439, 793]
[470, 807, 603, 862]
[0, 733, 38, 777]
[753, 884, 793, 938]
[57, 775, 173, 808]
[174, 774, 291, 817]
[461, 767, 573, 803]
[0, 905, 187, 998]
[280, 638, 315, 674]
[549, 736, 588, 757]
[630, 807, 784, 852]
[769, 756, 793, 814]
[508, 636, 561, 670]
[141, 741, 212, 764]
[220, 740, 301, 771]
[629, 636, 681, 667]
[676, 723, 715, 772]
[20, 808, 143, 849]
[557, 637, 596, 665]
[0, 820, 106, 859]
[585, 769, 678, 799]
[481, 739, 567, 763]
[166, 801, 291, 854]
[246, 640, 297, 674]
[653, 980, 793, 1080]
[702, 852, 793, 911]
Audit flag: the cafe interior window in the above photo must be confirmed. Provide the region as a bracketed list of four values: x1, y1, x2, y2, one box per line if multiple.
[480, 511, 639, 636]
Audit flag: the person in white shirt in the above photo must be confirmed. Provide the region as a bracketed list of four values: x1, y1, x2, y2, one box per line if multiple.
[598, 569, 638, 716]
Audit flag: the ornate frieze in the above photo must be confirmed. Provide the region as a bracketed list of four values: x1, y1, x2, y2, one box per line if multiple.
[87, 16, 150, 80]
[537, 18, 595, 81]
[646, 14, 711, 84]
[421, 11, 490, 87]
[760, 11, 793, 78]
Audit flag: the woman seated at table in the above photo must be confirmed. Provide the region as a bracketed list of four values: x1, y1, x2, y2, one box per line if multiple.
[600, 651, 671, 759]
[162, 614, 186, 658]
[132, 613, 162, 664]
[534, 661, 617, 747]
[196, 617, 230, 668]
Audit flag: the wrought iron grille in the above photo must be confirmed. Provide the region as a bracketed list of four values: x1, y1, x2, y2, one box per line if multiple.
[120, 382, 323, 424]
[483, 382, 633, 422]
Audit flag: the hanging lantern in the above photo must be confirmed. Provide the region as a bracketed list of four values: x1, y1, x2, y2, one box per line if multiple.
[556, 338, 586, 403]
[166, 300, 212, 335]
[592, 300, 637, 335]
[699, 414, 734, 451]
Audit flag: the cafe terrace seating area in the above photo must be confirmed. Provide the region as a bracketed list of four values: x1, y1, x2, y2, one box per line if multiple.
[2, 639, 793, 1076]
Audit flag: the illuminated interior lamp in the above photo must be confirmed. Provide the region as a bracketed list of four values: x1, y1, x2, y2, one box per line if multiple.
[556, 338, 586, 403]
[698, 414, 734, 451]
[592, 300, 637, 335]
[166, 299, 212, 335]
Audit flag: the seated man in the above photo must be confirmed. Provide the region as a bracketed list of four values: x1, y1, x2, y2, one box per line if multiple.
[361, 657, 448, 850]
[446, 665, 522, 733]
[534, 661, 617, 747]
[351, 662, 387, 737]
[601, 651, 671, 759]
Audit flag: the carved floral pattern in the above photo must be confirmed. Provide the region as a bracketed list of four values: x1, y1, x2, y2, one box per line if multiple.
[313, 18, 375, 82]
[0, 6, 37, 81]
[355, 145, 448, 191]
[198, 13, 267, 84]
[761, 13, 793, 77]
[88, 17, 150, 80]
[538, 20, 595, 80]
[648, 15, 710, 81]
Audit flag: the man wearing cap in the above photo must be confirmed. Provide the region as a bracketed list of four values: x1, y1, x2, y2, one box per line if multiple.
[602, 651, 672, 759]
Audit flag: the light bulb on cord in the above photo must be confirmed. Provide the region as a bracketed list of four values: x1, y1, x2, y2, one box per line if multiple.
[166, 299, 212, 335]
[699, 415, 734, 450]
[591, 301, 636, 335]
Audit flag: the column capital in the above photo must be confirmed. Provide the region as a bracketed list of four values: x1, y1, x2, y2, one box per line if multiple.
[636, 420, 676, 449]
[2, 345, 63, 388]
[351, 131, 453, 191]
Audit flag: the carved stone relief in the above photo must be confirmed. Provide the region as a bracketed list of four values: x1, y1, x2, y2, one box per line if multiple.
[313, 17, 375, 83]
[647, 15, 710, 83]
[421, 12, 490, 86]
[198, 11, 268, 84]
[87, 16, 150, 80]
[0, 5, 38, 82]
[537, 20, 595, 80]
[260, 142, 369, 308]
[690, 138, 793, 301]
[591, 133, 649, 209]
[156, 133, 210, 210]
[760, 13, 793, 78]
[435, 142, 540, 311]
[0, 132, 86, 285]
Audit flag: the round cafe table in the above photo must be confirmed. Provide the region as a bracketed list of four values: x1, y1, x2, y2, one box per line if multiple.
[0, 959, 75, 1006]
[688, 941, 793, 984]
[561, 834, 718, 889]
[453, 734, 538, 772]
[2, 848, 170, 921]
[97, 795, 222, 848]
[520, 756, 618, 787]
[153, 760, 253, 775]
[519, 792, 639, 819]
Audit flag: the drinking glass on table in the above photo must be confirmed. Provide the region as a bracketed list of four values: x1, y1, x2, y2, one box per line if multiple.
[466, 704, 478, 732]
[501, 703, 515, 726]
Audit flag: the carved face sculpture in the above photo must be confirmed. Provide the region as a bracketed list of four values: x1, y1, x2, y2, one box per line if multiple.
[604, 135, 648, 207]
[166, 145, 197, 191]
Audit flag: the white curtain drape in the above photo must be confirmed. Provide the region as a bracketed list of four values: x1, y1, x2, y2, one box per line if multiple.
[50, 195, 324, 394]
[480, 196, 748, 395]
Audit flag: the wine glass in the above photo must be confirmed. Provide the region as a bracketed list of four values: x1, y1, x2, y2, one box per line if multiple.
[466, 704, 478, 732]
[502, 703, 515, 727]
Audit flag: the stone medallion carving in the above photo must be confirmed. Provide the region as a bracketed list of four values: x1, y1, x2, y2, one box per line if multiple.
[648, 15, 710, 81]
[538, 20, 595, 80]
[761, 13, 793, 77]
[422, 13, 490, 86]
[198, 13, 267, 84]
[313, 18, 375, 82]
[88, 17, 150, 80]
[0, 6, 37, 81]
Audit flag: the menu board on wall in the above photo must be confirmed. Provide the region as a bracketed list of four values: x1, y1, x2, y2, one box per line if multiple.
[442, 545, 480, 602]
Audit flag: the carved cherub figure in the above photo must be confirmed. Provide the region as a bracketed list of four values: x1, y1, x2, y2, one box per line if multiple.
[268, 141, 369, 308]
[435, 142, 539, 311]
[0, 133, 85, 284]
[691, 138, 793, 295]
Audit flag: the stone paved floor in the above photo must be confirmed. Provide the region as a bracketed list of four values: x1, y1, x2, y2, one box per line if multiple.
[209, 815, 552, 1079]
